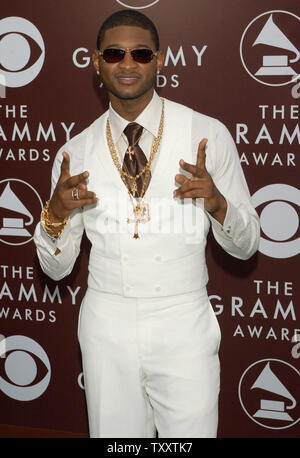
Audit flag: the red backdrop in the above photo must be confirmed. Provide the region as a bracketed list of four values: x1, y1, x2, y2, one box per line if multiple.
[0, 0, 299, 438]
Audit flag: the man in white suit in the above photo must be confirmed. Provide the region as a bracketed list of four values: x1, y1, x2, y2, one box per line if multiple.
[34, 9, 260, 438]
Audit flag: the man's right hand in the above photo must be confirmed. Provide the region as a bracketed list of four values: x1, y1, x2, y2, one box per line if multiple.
[48, 151, 98, 223]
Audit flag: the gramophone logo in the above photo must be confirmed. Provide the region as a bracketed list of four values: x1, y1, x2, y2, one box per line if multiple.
[0, 179, 43, 246]
[240, 10, 300, 86]
[239, 359, 300, 430]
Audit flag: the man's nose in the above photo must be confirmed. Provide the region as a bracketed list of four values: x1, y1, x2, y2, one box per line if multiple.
[119, 50, 138, 68]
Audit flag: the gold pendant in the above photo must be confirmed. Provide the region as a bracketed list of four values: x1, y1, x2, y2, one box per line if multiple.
[133, 219, 140, 239]
[131, 181, 137, 197]
[134, 201, 150, 223]
[127, 146, 134, 160]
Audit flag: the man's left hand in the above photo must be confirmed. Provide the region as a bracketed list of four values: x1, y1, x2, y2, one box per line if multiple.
[173, 138, 227, 223]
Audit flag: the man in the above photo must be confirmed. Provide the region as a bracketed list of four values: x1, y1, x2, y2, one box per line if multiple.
[34, 10, 260, 438]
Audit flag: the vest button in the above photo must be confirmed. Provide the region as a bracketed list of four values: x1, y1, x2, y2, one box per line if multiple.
[155, 286, 161, 292]
[154, 255, 161, 261]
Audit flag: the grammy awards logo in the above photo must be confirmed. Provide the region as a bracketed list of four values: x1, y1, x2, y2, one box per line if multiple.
[0, 179, 43, 246]
[240, 10, 300, 87]
[239, 359, 300, 430]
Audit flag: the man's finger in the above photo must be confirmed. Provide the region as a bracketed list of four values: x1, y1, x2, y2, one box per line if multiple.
[174, 178, 207, 197]
[67, 196, 99, 210]
[65, 171, 89, 189]
[175, 189, 209, 199]
[71, 189, 97, 201]
[179, 160, 205, 178]
[174, 173, 188, 185]
[77, 182, 88, 191]
[196, 138, 208, 170]
[59, 151, 71, 180]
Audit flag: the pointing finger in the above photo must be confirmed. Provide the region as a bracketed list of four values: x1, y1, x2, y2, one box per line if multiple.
[196, 138, 208, 170]
[59, 151, 71, 181]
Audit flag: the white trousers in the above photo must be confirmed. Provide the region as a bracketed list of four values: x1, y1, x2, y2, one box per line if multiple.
[78, 287, 221, 438]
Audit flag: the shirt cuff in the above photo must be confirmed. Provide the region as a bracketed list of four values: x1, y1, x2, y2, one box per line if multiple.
[206, 198, 236, 239]
[39, 218, 72, 252]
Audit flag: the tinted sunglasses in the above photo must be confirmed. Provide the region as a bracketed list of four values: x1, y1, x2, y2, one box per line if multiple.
[99, 48, 158, 64]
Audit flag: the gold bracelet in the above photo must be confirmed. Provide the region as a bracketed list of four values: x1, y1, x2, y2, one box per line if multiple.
[41, 200, 69, 238]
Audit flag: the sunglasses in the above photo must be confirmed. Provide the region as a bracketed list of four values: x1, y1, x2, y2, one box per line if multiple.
[99, 48, 158, 64]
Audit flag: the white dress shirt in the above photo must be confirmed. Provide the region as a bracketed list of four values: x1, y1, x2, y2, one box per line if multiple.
[109, 89, 162, 165]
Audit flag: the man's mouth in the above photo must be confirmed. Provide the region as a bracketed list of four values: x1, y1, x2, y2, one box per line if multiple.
[115, 74, 141, 85]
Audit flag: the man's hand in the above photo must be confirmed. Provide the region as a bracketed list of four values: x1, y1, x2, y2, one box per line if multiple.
[48, 152, 98, 222]
[173, 138, 227, 224]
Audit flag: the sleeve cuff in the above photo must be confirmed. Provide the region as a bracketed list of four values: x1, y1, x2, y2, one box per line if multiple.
[40, 219, 72, 252]
[206, 199, 237, 239]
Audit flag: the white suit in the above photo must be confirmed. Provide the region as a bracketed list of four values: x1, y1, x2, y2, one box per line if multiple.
[34, 92, 260, 437]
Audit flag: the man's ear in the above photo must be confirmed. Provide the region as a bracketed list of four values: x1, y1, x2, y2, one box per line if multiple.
[156, 50, 164, 73]
[92, 50, 100, 74]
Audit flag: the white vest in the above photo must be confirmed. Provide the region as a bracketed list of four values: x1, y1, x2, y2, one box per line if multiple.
[81, 98, 210, 297]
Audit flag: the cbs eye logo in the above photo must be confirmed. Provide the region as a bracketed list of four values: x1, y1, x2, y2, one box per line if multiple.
[0, 17, 45, 88]
[115, 0, 160, 9]
[0, 335, 51, 401]
[252, 184, 300, 258]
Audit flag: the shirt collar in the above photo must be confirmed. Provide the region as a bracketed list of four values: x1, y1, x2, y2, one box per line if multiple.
[108, 91, 162, 143]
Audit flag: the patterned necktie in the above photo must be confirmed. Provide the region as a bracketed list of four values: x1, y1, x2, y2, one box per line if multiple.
[122, 122, 151, 197]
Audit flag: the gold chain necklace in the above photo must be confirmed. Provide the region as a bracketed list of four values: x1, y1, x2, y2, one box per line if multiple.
[106, 98, 165, 238]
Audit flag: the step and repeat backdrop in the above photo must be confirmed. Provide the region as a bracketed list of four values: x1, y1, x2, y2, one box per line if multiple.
[0, 0, 299, 438]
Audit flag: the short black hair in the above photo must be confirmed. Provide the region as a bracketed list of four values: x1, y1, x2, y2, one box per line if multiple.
[96, 9, 160, 51]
